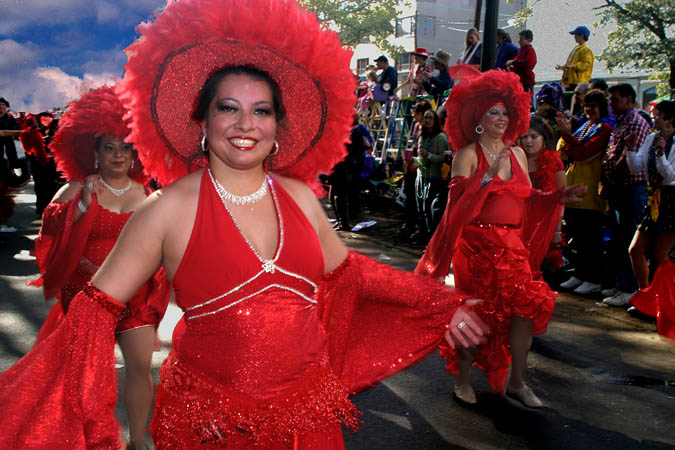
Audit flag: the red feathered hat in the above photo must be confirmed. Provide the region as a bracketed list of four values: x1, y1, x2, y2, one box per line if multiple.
[444, 70, 531, 150]
[117, 0, 356, 192]
[51, 85, 148, 183]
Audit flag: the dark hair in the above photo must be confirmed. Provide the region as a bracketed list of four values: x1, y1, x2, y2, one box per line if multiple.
[534, 104, 557, 127]
[583, 89, 609, 117]
[655, 100, 675, 122]
[0, 97, 8, 108]
[589, 78, 608, 92]
[519, 29, 534, 42]
[413, 100, 433, 114]
[421, 110, 442, 138]
[191, 66, 286, 123]
[608, 83, 637, 102]
[528, 115, 555, 149]
[497, 29, 511, 43]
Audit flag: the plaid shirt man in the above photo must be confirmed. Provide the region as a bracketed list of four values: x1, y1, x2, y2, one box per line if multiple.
[602, 108, 650, 185]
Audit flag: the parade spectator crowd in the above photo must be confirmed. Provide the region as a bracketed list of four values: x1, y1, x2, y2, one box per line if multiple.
[348, 24, 673, 319]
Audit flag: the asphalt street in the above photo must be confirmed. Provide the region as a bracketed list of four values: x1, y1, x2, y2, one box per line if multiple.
[1, 183, 674, 450]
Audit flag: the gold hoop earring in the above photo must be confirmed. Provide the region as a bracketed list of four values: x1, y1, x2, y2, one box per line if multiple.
[270, 140, 279, 156]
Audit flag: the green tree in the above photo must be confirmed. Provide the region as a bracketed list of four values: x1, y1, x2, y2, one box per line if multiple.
[299, 0, 404, 55]
[595, 0, 675, 95]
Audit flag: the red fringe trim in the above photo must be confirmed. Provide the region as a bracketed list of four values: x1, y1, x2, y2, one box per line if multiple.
[150, 353, 360, 448]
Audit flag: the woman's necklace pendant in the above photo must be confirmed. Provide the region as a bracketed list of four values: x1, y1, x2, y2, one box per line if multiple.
[99, 177, 131, 197]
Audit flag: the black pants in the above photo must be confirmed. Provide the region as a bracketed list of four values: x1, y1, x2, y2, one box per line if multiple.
[564, 207, 606, 284]
[416, 176, 447, 237]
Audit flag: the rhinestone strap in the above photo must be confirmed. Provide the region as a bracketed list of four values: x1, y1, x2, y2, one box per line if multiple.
[208, 169, 284, 268]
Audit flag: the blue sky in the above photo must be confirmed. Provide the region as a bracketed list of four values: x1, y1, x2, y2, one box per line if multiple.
[0, 0, 165, 112]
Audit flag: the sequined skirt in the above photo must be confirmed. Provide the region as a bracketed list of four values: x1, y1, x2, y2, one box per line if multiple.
[150, 352, 360, 449]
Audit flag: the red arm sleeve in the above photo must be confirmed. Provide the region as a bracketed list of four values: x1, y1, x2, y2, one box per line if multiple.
[317, 251, 470, 393]
[524, 188, 564, 276]
[563, 124, 611, 161]
[31, 195, 99, 300]
[415, 167, 493, 280]
[0, 283, 125, 449]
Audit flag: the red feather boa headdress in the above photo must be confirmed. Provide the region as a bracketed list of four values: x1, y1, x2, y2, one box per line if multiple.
[444, 70, 531, 150]
[117, 0, 356, 192]
[51, 85, 148, 182]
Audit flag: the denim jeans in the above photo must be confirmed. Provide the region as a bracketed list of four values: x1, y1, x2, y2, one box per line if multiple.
[607, 183, 647, 293]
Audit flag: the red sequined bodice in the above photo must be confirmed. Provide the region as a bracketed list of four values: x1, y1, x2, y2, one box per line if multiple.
[83, 204, 132, 267]
[474, 143, 531, 226]
[172, 171, 326, 401]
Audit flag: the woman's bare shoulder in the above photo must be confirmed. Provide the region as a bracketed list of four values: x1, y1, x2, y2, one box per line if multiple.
[135, 170, 202, 217]
[50, 180, 84, 203]
[270, 173, 315, 202]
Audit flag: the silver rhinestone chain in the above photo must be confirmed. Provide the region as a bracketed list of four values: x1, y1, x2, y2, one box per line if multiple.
[212, 175, 268, 205]
[208, 169, 284, 266]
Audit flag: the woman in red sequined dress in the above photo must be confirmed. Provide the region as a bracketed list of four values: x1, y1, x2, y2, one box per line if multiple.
[28, 86, 170, 449]
[416, 70, 585, 408]
[0, 1, 489, 448]
[522, 116, 566, 275]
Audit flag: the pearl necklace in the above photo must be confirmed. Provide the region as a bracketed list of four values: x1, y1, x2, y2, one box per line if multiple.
[99, 177, 131, 197]
[208, 169, 269, 205]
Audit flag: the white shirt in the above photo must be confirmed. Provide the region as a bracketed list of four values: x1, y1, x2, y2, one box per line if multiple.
[626, 131, 675, 186]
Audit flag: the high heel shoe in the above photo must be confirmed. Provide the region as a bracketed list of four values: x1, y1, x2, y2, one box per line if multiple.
[453, 384, 477, 404]
[506, 383, 543, 408]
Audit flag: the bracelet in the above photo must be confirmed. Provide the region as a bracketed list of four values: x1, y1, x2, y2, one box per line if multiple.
[77, 199, 88, 214]
[481, 173, 493, 186]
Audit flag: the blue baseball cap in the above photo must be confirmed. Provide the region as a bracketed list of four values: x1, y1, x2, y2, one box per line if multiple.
[569, 25, 590, 39]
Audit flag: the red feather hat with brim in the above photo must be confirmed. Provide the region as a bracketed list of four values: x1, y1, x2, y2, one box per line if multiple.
[117, 0, 356, 192]
[444, 70, 531, 150]
[51, 85, 148, 183]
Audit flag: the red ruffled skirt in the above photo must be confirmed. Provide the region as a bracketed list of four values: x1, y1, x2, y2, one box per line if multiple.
[440, 224, 557, 392]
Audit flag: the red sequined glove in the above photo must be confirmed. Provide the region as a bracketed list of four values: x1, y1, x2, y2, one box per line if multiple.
[0, 283, 125, 449]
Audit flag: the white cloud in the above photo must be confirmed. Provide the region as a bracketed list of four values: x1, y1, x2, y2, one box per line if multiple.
[96, 1, 123, 23]
[1, 66, 117, 113]
[0, 40, 40, 75]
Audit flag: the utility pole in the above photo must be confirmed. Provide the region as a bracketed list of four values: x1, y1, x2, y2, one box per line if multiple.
[473, 0, 483, 31]
[480, 0, 499, 71]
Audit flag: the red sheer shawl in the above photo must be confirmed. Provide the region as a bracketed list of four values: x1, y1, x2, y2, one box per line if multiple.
[415, 165, 563, 280]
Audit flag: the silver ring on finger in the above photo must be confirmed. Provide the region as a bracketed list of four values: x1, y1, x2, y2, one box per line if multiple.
[457, 321, 467, 329]
[86, 181, 94, 190]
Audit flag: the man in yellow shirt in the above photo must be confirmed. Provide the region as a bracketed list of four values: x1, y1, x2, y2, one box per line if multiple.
[556, 25, 594, 91]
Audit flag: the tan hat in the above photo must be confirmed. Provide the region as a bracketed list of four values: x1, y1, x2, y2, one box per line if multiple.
[431, 49, 451, 68]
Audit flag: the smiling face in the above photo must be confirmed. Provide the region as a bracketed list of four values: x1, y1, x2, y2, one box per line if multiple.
[95, 134, 134, 177]
[521, 128, 544, 156]
[479, 103, 509, 138]
[584, 101, 601, 123]
[202, 73, 278, 171]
